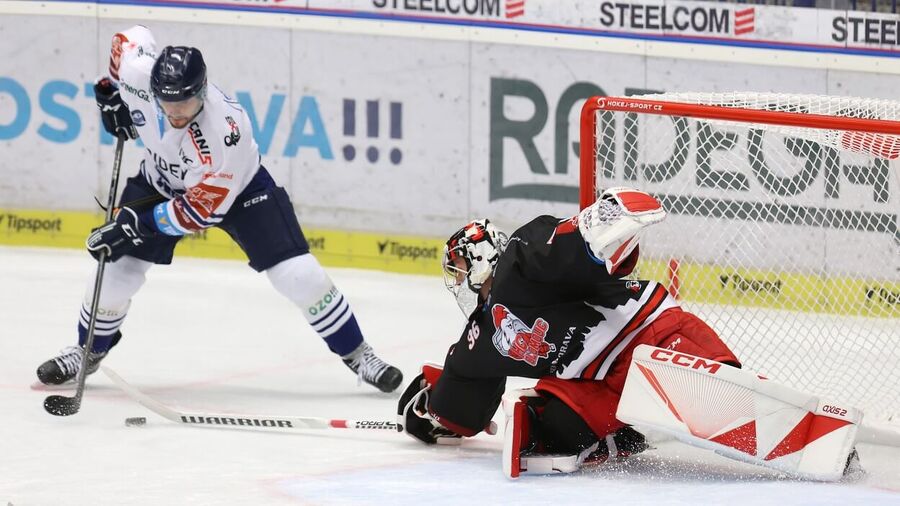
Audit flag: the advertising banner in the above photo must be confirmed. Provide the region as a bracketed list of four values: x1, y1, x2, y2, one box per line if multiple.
[312, 0, 900, 53]
[0, 3, 896, 284]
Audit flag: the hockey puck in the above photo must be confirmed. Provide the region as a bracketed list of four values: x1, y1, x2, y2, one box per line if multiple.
[125, 416, 147, 427]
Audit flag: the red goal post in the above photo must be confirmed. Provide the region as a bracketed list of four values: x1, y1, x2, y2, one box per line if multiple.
[578, 92, 900, 427]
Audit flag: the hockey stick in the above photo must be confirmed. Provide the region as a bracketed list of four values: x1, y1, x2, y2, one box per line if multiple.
[44, 134, 127, 416]
[101, 366, 400, 432]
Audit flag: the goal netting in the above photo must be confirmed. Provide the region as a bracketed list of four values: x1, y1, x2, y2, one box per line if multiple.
[580, 92, 899, 425]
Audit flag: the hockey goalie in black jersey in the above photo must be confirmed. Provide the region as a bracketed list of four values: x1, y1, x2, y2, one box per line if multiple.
[397, 187, 743, 476]
[397, 187, 864, 481]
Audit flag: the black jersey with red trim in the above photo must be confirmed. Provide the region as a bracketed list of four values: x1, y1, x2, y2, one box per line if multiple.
[429, 215, 678, 434]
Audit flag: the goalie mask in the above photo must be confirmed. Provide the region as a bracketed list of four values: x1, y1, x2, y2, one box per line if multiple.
[442, 219, 508, 315]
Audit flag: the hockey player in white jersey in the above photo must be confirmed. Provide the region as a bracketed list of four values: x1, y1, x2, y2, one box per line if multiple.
[36, 25, 403, 393]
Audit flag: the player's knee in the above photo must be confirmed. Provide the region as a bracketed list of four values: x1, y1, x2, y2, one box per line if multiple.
[267, 254, 325, 292]
[266, 254, 341, 319]
[88, 256, 152, 309]
[647, 310, 741, 368]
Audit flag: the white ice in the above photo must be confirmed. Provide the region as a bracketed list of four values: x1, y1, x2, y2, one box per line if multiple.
[2, 246, 898, 505]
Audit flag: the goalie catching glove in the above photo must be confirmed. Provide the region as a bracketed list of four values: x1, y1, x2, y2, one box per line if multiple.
[396, 363, 463, 445]
[578, 187, 666, 275]
[397, 363, 498, 445]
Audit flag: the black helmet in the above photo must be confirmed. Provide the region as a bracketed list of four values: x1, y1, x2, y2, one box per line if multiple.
[151, 46, 207, 102]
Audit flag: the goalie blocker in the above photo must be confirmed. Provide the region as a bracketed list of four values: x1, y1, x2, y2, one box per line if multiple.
[617, 345, 861, 481]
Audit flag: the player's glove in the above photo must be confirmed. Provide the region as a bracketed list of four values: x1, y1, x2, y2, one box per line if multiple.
[396, 365, 463, 445]
[577, 187, 666, 276]
[86, 206, 153, 262]
[94, 77, 138, 140]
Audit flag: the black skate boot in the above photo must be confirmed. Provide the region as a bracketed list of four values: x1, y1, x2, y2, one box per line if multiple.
[342, 342, 403, 393]
[36, 332, 120, 385]
[579, 426, 650, 467]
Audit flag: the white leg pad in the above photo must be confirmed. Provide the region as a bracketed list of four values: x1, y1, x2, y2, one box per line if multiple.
[616, 345, 861, 482]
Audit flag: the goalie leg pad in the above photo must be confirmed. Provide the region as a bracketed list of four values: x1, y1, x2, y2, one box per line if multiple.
[502, 388, 542, 478]
[617, 345, 861, 481]
[604, 308, 741, 393]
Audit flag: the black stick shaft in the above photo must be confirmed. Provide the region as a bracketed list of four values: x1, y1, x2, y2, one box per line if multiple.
[44, 134, 126, 416]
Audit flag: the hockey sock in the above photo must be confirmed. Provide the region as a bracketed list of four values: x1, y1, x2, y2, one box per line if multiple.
[77, 256, 151, 353]
[266, 254, 364, 356]
[78, 305, 127, 352]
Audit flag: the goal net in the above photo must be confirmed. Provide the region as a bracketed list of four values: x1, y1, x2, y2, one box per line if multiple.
[580, 92, 899, 425]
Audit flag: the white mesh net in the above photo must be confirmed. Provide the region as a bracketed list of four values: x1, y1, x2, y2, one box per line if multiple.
[587, 92, 900, 424]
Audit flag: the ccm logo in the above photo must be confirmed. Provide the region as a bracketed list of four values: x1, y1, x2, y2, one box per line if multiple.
[243, 194, 269, 208]
[822, 405, 848, 417]
[649, 349, 721, 374]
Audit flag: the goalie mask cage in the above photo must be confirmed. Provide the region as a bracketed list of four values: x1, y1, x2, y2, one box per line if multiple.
[580, 92, 899, 426]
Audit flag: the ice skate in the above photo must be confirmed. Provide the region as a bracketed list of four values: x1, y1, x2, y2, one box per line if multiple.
[36, 345, 109, 385]
[342, 342, 403, 393]
[578, 426, 649, 468]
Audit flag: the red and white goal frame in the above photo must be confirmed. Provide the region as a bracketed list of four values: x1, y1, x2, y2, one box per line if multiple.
[579, 93, 900, 432]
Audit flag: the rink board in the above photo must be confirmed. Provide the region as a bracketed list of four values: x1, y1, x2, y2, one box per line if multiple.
[1, 207, 896, 318]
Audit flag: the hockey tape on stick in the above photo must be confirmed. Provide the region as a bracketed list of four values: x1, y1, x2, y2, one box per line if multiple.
[101, 366, 399, 432]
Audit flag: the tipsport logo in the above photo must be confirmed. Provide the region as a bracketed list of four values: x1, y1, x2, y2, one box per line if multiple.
[0, 213, 63, 233]
[376, 239, 439, 262]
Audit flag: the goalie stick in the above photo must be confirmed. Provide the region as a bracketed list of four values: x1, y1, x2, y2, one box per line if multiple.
[102, 366, 399, 432]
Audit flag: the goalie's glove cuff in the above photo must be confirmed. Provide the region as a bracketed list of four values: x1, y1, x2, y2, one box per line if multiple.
[396, 369, 462, 445]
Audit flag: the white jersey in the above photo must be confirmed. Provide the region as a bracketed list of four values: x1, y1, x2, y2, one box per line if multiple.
[115, 32, 261, 235]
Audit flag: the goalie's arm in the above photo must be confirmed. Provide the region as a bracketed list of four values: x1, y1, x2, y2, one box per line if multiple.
[397, 360, 505, 444]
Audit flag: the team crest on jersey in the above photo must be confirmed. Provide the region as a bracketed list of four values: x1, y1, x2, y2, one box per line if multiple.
[625, 280, 641, 292]
[188, 122, 213, 166]
[224, 116, 241, 146]
[186, 183, 229, 219]
[491, 304, 556, 366]
[130, 110, 146, 126]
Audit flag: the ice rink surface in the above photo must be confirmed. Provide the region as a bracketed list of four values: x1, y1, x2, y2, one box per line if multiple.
[2, 246, 898, 505]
